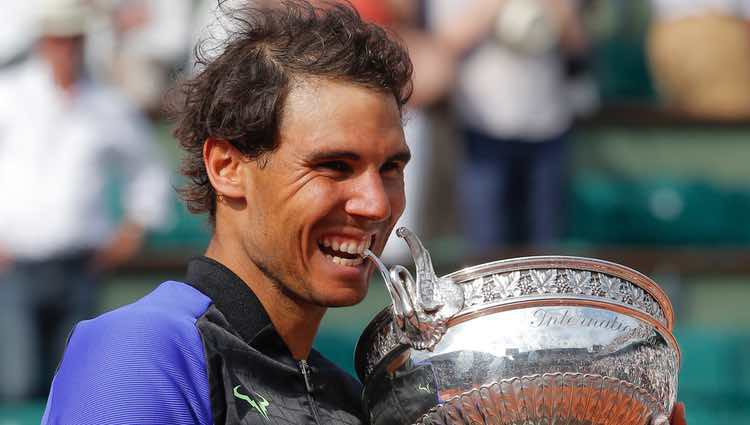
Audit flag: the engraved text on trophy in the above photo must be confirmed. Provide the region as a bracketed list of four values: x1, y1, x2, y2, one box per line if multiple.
[530, 308, 632, 333]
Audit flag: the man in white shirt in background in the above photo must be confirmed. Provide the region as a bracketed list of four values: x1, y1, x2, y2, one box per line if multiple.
[0, 0, 170, 401]
[430, 0, 589, 252]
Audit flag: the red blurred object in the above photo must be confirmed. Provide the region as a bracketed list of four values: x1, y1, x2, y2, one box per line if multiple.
[349, 0, 395, 26]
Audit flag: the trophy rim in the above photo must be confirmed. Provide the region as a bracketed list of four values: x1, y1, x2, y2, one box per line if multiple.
[356, 255, 678, 382]
[443, 255, 674, 329]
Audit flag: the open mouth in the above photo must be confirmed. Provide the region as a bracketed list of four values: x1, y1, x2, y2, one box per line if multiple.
[317, 235, 374, 267]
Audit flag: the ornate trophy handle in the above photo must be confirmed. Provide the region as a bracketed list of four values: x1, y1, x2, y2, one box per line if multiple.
[364, 227, 464, 351]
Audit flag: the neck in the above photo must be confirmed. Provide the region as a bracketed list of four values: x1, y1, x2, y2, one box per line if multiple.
[205, 234, 325, 360]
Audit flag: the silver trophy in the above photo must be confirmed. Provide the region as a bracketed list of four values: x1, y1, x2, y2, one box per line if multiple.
[358, 228, 679, 425]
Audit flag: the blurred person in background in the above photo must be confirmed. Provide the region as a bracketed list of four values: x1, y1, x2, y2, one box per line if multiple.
[430, 0, 590, 253]
[0, 0, 170, 402]
[648, 0, 750, 119]
[85, 0, 194, 112]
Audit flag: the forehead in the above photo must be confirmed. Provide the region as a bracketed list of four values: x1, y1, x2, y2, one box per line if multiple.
[277, 78, 407, 156]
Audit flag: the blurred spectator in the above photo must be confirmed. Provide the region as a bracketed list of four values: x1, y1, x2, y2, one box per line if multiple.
[0, 0, 170, 401]
[350, 0, 398, 26]
[86, 0, 194, 112]
[648, 0, 750, 119]
[430, 0, 590, 252]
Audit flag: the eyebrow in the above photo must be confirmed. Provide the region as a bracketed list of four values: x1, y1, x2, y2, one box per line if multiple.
[307, 149, 412, 164]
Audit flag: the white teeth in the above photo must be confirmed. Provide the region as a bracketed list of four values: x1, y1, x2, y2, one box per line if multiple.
[325, 254, 363, 267]
[317, 235, 374, 261]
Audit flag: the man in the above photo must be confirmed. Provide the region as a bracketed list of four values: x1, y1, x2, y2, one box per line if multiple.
[432, 0, 588, 251]
[0, 0, 169, 401]
[41, 2, 688, 424]
[42, 1, 411, 424]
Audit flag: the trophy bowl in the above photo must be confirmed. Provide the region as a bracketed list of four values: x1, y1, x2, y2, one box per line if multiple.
[356, 229, 680, 425]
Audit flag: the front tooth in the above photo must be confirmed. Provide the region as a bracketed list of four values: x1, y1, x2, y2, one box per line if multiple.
[340, 241, 350, 253]
[346, 243, 358, 254]
[346, 256, 363, 266]
[356, 240, 365, 254]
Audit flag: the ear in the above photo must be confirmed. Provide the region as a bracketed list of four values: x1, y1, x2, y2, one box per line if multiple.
[203, 138, 246, 199]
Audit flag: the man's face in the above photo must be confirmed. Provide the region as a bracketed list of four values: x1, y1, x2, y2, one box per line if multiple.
[238, 79, 409, 308]
[37, 35, 85, 88]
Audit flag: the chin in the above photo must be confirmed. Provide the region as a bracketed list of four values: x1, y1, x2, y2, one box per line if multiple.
[316, 286, 369, 307]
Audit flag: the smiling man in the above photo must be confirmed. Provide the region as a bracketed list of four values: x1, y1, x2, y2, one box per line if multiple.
[42, 1, 411, 424]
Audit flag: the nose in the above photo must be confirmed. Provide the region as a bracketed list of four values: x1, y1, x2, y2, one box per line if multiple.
[345, 169, 392, 222]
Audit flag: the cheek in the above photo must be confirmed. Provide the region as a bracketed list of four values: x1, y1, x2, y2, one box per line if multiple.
[388, 183, 407, 218]
[307, 180, 338, 200]
[286, 181, 343, 230]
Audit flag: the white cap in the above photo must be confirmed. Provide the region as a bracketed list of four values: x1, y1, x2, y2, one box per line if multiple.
[38, 0, 90, 37]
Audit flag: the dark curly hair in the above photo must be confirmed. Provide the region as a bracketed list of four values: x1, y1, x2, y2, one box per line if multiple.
[171, 0, 413, 222]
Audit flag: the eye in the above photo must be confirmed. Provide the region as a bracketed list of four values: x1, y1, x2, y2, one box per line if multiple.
[380, 161, 405, 177]
[317, 160, 352, 174]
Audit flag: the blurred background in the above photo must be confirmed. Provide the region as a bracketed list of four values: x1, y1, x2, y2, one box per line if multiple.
[1, 0, 749, 423]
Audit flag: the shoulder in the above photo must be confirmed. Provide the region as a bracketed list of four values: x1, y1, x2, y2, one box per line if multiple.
[70, 280, 212, 347]
[0, 60, 42, 110]
[0, 63, 22, 90]
[42, 281, 214, 425]
[81, 82, 146, 124]
[83, 81, 132, 108]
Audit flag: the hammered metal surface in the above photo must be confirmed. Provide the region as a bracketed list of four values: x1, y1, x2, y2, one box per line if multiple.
[416, 373, 661, 425]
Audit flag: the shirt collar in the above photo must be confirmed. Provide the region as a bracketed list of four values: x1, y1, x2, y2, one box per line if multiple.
[184, 256, 274, 347]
